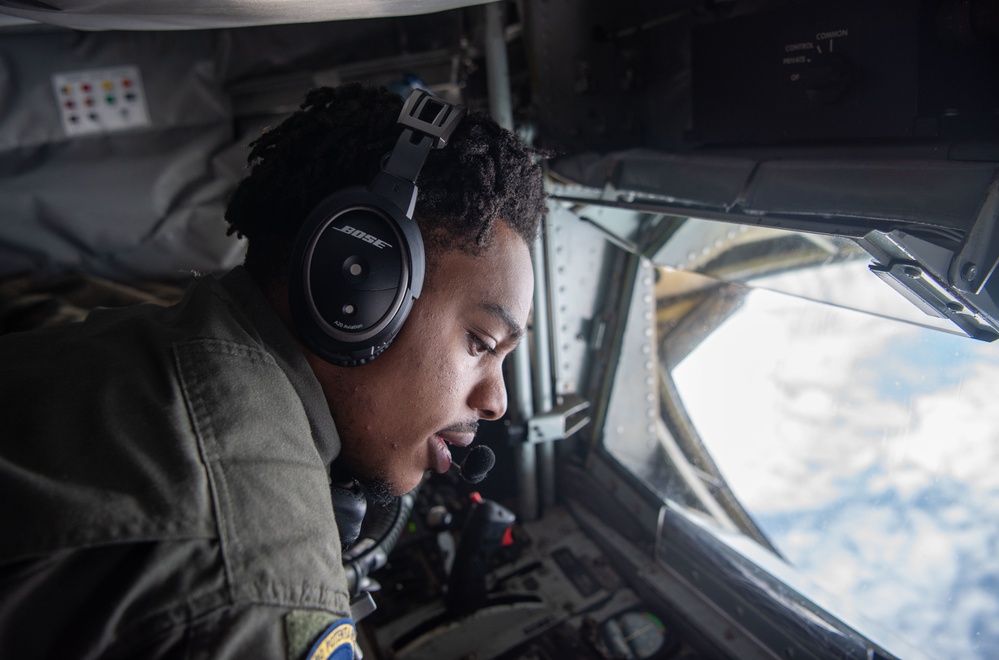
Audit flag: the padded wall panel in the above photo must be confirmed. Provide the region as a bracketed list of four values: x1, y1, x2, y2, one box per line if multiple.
[0, 28, 246, 281]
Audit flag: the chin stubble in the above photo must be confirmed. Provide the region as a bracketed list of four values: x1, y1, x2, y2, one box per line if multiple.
[359, 476, 396, 508]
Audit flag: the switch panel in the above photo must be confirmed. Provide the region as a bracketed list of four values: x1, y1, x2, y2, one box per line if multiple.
[52, 66, 151, 137]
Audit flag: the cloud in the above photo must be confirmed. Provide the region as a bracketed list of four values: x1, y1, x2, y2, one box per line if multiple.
[670, 280, 999, 659]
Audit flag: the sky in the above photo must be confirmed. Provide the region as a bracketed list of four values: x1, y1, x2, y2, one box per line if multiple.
[671, 266, 999, 659]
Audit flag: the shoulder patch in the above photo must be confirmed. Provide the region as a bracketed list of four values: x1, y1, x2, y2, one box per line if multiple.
[285, 611, 355, 660]
[305, 619, 356, 660]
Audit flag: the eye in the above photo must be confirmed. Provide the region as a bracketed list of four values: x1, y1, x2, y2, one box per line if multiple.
[467, 331, 499, 357]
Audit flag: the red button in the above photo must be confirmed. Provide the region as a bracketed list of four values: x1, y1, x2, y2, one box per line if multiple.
[501, 526, 515, 546]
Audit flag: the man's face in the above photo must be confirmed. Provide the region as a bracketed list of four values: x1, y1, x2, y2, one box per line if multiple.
[312, 220, 534, 496]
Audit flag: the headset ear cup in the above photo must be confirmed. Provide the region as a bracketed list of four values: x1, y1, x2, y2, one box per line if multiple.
[330, 294, 415, 367]
[286, 90, 458, 366]
[289, 188, 425, 367]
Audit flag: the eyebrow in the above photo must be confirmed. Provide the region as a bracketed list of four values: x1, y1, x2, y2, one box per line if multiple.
[479, 302, 525, 344]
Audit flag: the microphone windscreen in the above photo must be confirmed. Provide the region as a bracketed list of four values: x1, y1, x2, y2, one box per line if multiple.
[461, 445, 495, 484]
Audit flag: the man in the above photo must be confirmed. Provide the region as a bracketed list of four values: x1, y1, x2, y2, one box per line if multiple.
[0, 83, 546, 659]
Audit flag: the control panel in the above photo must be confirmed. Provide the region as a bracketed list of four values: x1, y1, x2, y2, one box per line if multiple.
[357, 473, 703, 659]
[52, 66, 152, 137]
[691, 0, 999, 144]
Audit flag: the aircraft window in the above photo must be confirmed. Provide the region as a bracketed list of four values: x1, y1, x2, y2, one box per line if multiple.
[604, 218, 999, 659]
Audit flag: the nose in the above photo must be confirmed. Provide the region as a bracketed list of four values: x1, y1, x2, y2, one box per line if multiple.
[470, 362, 508, 421]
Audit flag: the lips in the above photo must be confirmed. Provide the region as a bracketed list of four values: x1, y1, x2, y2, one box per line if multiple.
[429, 430, 476, 474]
[437, 431, 474, 448]
[431, 434, 453, 474]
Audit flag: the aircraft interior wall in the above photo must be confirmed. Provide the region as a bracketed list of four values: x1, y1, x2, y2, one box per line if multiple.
[1, 0, 998, 658]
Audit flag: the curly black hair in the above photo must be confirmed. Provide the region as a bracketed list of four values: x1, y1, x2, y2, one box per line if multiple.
[225, 83, 548, 289]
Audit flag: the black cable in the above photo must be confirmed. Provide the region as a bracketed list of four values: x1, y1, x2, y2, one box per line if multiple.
[342, 486, 418, 595]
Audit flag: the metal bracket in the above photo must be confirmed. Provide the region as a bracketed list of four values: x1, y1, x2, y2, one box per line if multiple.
[862, 229, 999, 341]
[350, 590, 377, 622]
[949, 169, 999, 295]
[527, 395, 591, 444]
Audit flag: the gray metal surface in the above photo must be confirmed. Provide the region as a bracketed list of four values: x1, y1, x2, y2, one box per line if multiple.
[599, 256, 660, 485]
[547, 202, 615, 396]
[550, 150, 999, 234]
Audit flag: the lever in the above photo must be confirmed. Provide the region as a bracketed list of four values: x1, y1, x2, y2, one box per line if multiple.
[444, 496, 515, 614]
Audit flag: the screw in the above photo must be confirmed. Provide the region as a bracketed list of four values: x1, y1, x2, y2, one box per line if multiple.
[961, 262, 979, 282]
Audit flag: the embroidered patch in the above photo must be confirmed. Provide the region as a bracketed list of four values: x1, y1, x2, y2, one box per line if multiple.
[305, 619, 356, 660]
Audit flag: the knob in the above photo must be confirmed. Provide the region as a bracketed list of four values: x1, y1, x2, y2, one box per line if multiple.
[796, 52, 852, 104]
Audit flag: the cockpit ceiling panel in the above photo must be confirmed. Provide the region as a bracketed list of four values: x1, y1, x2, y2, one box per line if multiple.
[0, 0, 491, 31]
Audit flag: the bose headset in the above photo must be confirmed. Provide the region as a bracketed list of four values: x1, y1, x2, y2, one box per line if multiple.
[289, 90, 467, 367]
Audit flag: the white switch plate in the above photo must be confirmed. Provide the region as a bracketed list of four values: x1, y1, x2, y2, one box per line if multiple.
[52, 65, 151, 137]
